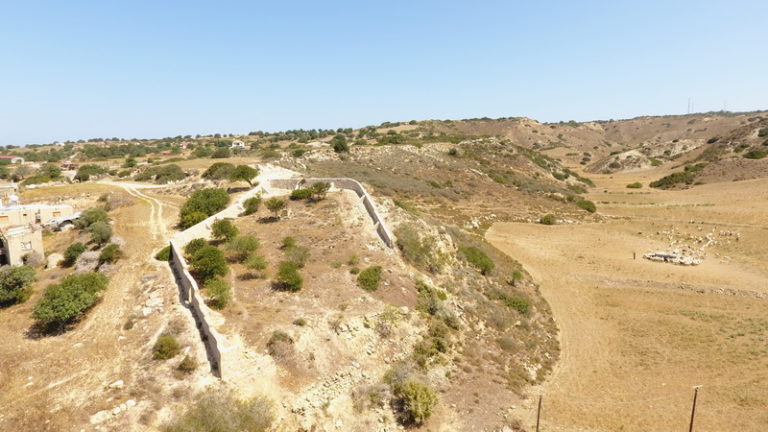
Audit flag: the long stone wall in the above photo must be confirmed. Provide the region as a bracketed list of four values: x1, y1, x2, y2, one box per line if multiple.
[267, 177, 394, 248]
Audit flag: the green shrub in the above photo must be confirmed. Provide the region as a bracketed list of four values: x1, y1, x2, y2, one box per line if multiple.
[162, 389, 273, 432]
[204, 278, 231, 309]
[135, 164, 186, 184]
[289, 188, 312, 200]
[211, 148, 231, 159]
[264, 197, 287, 218]
[744, 150, 767, 160]
[184, 238, 208, 257]
[626, 182, 642, 189]
[284, 245, 310, 268]
[242, 196, 262, 215]
[153, 334, 180, 360]
[155, 246, 171, 261]
[211, 219, 239, 241]
[227, 235, 260, 262]
[275, 262, 302, 292]
[576, 199, 597, 213]
[62, 242, 86, 267]
[649, 163, 706, 189]
[190, 246, 228, 282]
[281, 236, 295, 249]
[350, 266, 360, 275]
[75, 207, 109, 229]
[357, 266, 382, 291]
[32, 273, 109, 328]
[179, 188, 229, 228]
[177, 355, 197, 373]
[244, 253, 267, 272]
[539, 214, 556, 225]
[396, 381, 437, 426]
[229, 165, 258, 186]
[202, 162, 236, 180]
[98, 243, 123, 265]
[457, 246, 494, 275]
[87, 221, 112, 246]
[394, 224, 446, 273]
[330, 135, 349, 153]
[0, 265, 36, 305]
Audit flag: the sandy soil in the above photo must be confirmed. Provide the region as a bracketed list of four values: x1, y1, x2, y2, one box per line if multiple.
[486, 174, 768, 432]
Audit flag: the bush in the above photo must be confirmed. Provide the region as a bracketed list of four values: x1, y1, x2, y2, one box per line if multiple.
[153, 334, 180, 360]
[87, 221, 112, 246]
[162, 389, 273, 432]
[330, 135, 349, 153]
[266, 330, 294, 358]
[0, 265, 36, 305]
[190, 246, 228, 282]
[185, 238, 209, 257]
[98, 243, 123, 265]
[135, 164, 186, 184]
[32, 273, 109, 328]
[576, 199, 597, 213]
[394, 224, 446, 273]
[204, 278, 231, 309]
[396, 381, 437, 426]
[744, 150, 767, 160]
[457, 246, 494, 275]
[309, 182, 330, 200]
[244, 253, 267, 274]
[62, 242, 86, 267]
[539, 214, 556, 225]
[177, 355, 197, 373]
[227, 235, 260, 262]
[289, 188, 312, 200]
[180, 188, 229, 228]
[275, 262, 302, 292]
[284, 245, 310, 268]
[75, 207, 109, 229]
[626, 182, 642, 189]
[649, 163, 706, 189]
[211, 148, 231, 159]
[281, 236, 296, 249]
[202, 162, 235, 180]
[211, 219, 239, 242]
[74, 164, 107, 181]
[242, 196, 262, 215]
[155, 245, 171, 261]
[357, 266, 382, 291]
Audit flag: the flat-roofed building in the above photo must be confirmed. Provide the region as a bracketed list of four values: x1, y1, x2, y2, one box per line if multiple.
[0, 225, 43, 266]
[0, 203, 76, 228]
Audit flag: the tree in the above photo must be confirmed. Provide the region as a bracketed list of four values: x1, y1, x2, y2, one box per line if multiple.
[76, 207, 109, 229]
[275, 261, 302, 292]
[74, 164, 107, 181]
[181, 211, 208, 228]
[211, 219, 239, 242]
[62, 242, 86, 267]
[243, 196, 262, 215]
[0, 265, 36, 305]
[330, 135, 349, 153]
[310, 182, 330, 200]
[229, 165, 259, 186]
[179, 188, 229, 228]
[190, 246, 228, 282]
[202, 162, 235, 180]
[185, 238, 209, 257]
[227, 235, 260, 262]
[40, 163, 61, 179]
[265, 197, 287, 219]
[32, 273, 109, 328]
[87, 221, 112, 246]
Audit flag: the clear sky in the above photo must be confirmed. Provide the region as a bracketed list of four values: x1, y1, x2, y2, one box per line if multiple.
[1, 1, 766, 146]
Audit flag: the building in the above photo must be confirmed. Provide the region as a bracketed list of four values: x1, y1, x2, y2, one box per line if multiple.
[0, 155, 25, 164]
[230, 140, 247, 149]
[0, 224, 43, 266]
[0, 202, 76, 227]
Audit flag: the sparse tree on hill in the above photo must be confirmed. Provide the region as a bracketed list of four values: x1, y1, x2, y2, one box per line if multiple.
[211, 219, 239, 242]
[265, 197, 287, 219]
[229, 165, 259, 187]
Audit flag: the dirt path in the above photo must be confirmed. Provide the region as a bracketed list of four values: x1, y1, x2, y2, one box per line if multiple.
[486, 177, 768, 432]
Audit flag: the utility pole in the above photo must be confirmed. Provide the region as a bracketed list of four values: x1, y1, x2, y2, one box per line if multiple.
[688, 385, 702, 432]
[536, 394, 543, 432]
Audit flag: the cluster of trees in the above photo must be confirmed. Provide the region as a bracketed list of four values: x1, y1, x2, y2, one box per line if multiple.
[288, 182, 330, 201]
[0, 265, 37, 306]
[202, 163, 259, 186]
[179, 188, 230, 228]
[75, 164, 108, 182]
[134, 164, 187, 184]
[19, 163, 63, 185]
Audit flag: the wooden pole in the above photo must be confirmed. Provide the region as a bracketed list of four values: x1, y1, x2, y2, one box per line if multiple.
[536, 394, 542, 432]
[688, 386, 701, 432]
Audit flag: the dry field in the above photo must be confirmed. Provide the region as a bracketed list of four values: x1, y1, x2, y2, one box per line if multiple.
[487, 170, 768, 431]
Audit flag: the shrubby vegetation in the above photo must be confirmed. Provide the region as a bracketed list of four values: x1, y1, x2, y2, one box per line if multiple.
[179, 188, 229, 228]
[394, 224, 447, 273]
[74, 164, 108, 181]
[162, 388, 273, 432]
[87, 221, 113, 246]
[457, 246, 494, 275]
[98, 243, 123, 265]
[227, 235, 260, 262]
[357, 266, 382, 291]
[62, 242, 86, 267]
[626, 182, 642, 189]
[153, 334, 180, 359]
[184, 238, 209, 257]
[275, 262, 302, 292]
[190, 245, 228, 282]
[203, 278, 231, 309]
[0, 265, 36, 306]
[32, 273, 109, 331]
[242, 196, 262, 215]
[211, 219, 239, 242]
[289, 182, 330, 201]
[539, 214, 556, 225]
[650, 163, 706, 189]
[155, 245, 171, 261]
[576, 199, 597, 213]
[264, 197, 287, 219]
[135, 164, 186, 184]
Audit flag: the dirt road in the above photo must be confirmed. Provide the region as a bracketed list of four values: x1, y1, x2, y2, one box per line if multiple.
[486, 176, 768, 432]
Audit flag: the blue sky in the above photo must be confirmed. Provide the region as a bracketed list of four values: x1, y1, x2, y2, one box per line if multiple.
[1, 1, 766, 145]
